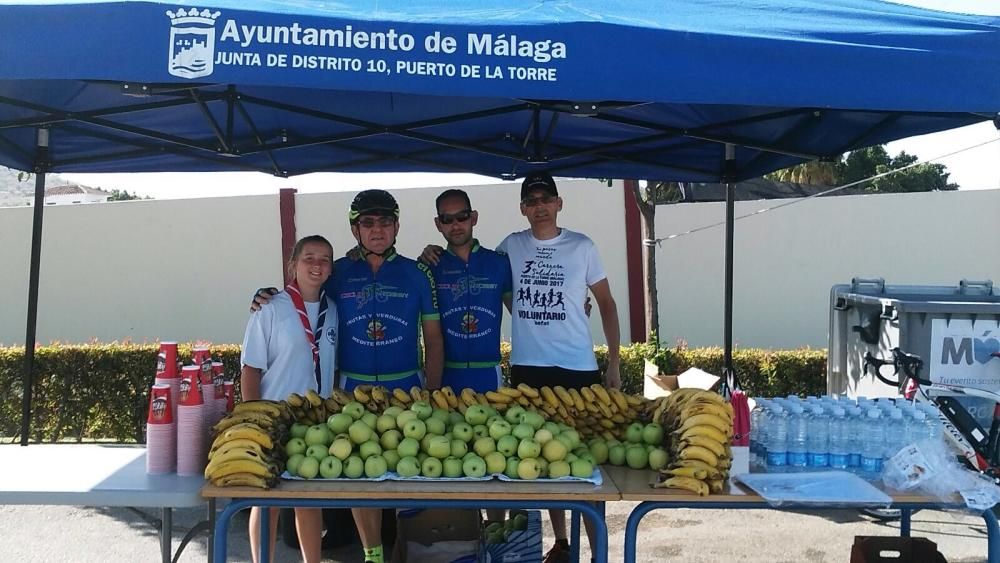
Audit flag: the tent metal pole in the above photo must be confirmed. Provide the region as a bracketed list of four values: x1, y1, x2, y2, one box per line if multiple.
[20, 128, 48, 446]
[723, 144, 735, 380]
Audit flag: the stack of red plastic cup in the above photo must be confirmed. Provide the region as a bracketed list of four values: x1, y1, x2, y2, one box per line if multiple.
[154, 342, 180, 420]
[176, 365, 206, 476]
[212, 361, 228, 422]
[223, 381, 236, 415]
[146, 383, 176, 474]
[198, 364, 216, 428]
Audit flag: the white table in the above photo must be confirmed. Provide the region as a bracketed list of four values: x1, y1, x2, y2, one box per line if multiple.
[0, 444, 212, 563]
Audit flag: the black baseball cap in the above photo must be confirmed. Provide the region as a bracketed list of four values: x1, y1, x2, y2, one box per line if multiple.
[520, 172, 558, 200]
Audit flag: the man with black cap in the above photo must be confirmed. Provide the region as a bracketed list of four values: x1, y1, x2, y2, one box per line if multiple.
[497, 171, 620, 563]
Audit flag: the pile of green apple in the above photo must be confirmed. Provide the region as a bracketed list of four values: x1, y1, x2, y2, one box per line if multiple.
[283, 399, 604, 480]
[484, 513, 529, 544]
[601, 421, 670, 471]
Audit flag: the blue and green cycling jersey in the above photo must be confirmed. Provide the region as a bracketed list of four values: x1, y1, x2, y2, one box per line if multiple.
[325, 249, 439, 384]
[431, 240, 512, 371]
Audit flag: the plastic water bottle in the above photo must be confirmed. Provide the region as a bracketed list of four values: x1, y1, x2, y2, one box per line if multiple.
[749, 399, 763, 467]
[828, 407, 849, 469]
[884, 409, 905, 460]
[765, 404, 788, 472]
[787, 405, 809, 470]
[847, 406, 864, 470]
[906, 410, 926, 445]
[806, 405, 829, 468]
[860, 409, 885, 478]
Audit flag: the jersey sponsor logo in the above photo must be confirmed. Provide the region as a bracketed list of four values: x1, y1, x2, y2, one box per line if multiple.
[354, 282, 409, 308]
[417, 261, 439, 310]
[366, 319, 386, 341]
[515, 247, 568, 326]
[461, 312, 478, 333]
[439, 275, 501, 301]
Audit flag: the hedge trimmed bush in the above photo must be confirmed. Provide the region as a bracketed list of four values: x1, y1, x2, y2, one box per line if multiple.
[1, 342, 826, 443]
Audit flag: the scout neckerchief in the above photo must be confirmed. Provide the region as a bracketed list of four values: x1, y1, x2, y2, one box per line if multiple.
[285, 280, 327, 391]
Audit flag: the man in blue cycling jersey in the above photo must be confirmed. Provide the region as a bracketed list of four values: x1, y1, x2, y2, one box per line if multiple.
[431, 189, 513, 394]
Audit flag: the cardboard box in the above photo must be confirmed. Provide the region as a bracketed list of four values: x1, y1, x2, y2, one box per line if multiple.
[480, 509, 542, 563]
[393, 509, 481, 563]
[643, 360, 720, 399]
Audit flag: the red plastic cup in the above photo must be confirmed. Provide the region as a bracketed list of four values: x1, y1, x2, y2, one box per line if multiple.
[212, 362, 226, 398]
[147, 383, 174, 424]
[193, 347, 213, 386]
[179, 365, 203, 406]
[156, 342, 179, 378]
[224, 381, 235, 413]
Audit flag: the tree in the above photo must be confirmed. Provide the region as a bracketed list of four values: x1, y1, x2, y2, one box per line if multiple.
[766, 144, 957, 191]
[629, 180, 683, 344]
[107, 189, 149, 201]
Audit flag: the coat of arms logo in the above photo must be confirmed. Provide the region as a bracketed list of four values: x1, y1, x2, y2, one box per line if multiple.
[166, 8, 220, 79]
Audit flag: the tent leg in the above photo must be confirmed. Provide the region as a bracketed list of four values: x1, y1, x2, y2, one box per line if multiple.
[20, 128, 49, 447]
[723, 144, 735, 380]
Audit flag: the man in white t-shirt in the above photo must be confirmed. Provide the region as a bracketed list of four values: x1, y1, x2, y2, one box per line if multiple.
[497, 172, 620, 563]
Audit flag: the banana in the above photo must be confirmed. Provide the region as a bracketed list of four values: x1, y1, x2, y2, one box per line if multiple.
[209, 437, 266, 458]
[474, 392, 490, 406]
[232, 400, 283, 419]
[485, 391, 512, 404]
[441, 387, 459, 408]
[353, 385, 372, 403]
[305, 389, 323, 408]
[516, 383, 539, 399]
[585, 401, 601, 415]
[677, 424, 730, 445]
[595, 400, 613, 419]
[567, 388, 586, 412]
[460, 388, 478, 407]
[670, 460, 723, 480]
[516, 396, 531, 408]
[457, 402, 468, 415]
[608, 388, 630, 413]
[204, 447, 272, 479]
[626, 394, 644, 408]
[600, 430, 617, 442]
[371, 385, 389, 405]
[206, 457, 275, 481]
[220, 423, 274, 450]
[681, 402, 733, 422]
[678, 435, 727, 458]
[708, 479, 725, 494]
[212, 472, 274, 489]
[579, 386, 597, 403]
[324, 397, 342, 415]
[654, 476, 709, 496]
[598, 418, 615, 429]
[538, 404, 555, 417]
[392, 387, 413, 405]
[590, 384, 612, 406]
[389, 398, 408, 409]
[540, 386, 559, 408]
[661, 466, 708, 480]
[611, 413, 626, 424]
[556, 405, 571, 419]
[678, 445, 720, 467]
[498, 386, 522, 399]
[431, 389, 450, 409]
[213, 412, 274, 434]
[409, 386, 424, 403]
[331, 388, 353, 406]
[286, 393, 305, 408]
[552, 386, 574, 409]
[678, 413, 732, 436]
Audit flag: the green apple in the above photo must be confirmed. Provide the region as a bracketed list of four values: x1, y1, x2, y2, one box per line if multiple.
[517, 438, 541, 459]
[380, 429, 402, 451]
[425, 417, 447, 437]
[421, 456, 443, 478]
[319, 455, 343, 479]
[625, 445, 648, 469]
[608, 444, 627, 466]
[464, 405, 489, 425]
[577, 451, 597, 465]
[411, 400, 433, 420]
[450, 439, 468, 458]
[359, 440, 382, 460]
[555, 433, 574, 450]
[342, 455, 364, 478]
[496, 435, 519, 457]
[327, 413, 353, 434]
[543, 421, 561, 435]
[290, 423, 309, 439]
[537, 457, 548, 476]
[511, 423, 535, 441]
[642, 423, 665, 446]
[396, 456, 421, 478]
[382, 449, 400, 471]
[570, 458, 594, 479]
[383, 406, 404, 418]
[305, 424, 330, 447]
[328, 437, 353, 460]
[462, 451, 479, 462]
[342, 401, 366, 420]
[420, 433, 435, 454]
[462, 455, 487, 478]
[402, 419, 427, 441]
[625, 422, 644, 444]
[448, 411, 465, 427]
[648, 447, 669, 471]
[534, 428, 554, 445]
[473, 436, 496, 457]
[504, 405, 526, 424]
[561, 429, 581, 450]
[541, 439, 568, 462]
[566, 453, 578, 464]
[396, 409, 419, 428]
[365, 455, 388, 478]
[431, 408, 451, 424]
[452, 422, 474, 443]
[305, 443, 328, 461]
[285, 437, 307, 457]
[504, 456, 521, 479]
[489, 419, 512, 440]
[397, 437, 420, 459]
[297, 456, 320, 479]
[443, 456, 464, 478]
[375, 414, 397, 434]
[427, 436, 451, 459]
[548, 460, 571, 479]
[472, 424, 490, 439]
[484, 451, 507, 474]
[589, 439, 609, 465]
[517, 458, 541, 480]
[286, 453, 306, 475]
[361, 411, 378, 430]
[417, 451, 429, 465]
[520, 411, 545, 430]
[348, 421, 373, 445]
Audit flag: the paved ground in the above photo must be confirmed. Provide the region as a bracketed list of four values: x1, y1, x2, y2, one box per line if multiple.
[0, 500, 990, 562]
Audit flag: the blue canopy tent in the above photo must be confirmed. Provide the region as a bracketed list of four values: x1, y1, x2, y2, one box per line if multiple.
[2, 0, 999, 443]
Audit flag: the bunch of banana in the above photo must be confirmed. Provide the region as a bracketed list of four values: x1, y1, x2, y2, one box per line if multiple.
[431, 386, 459, 410]
[206, 419, 283, 488]
[653, 389, 734, 495]
[286, 389, 341, 425]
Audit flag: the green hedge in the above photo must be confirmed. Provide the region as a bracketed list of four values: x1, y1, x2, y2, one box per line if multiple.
[1, 342, 826, 443]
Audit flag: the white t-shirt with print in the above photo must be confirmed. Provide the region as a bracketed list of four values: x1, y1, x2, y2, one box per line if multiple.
[497, 228, 606, 371]
[241, 291, 338, 400]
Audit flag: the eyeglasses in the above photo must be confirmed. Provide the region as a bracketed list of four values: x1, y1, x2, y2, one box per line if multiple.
[357, 216, 396, 228]
[521, 195, 557, 207]
[438, 209, 473, 225]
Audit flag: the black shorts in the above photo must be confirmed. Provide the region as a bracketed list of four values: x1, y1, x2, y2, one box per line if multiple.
[510, 365, 601, 391]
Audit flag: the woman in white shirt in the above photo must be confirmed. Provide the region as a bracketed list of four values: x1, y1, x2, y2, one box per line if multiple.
[241, 235, 338, 563]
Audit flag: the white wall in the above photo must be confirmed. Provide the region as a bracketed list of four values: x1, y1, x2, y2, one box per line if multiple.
[0, 179, 629, 346]
[654, 189, 1000, 349]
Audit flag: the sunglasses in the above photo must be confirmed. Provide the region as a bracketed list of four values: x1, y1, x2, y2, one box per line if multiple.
[357, 216, 396, 228]
[438, 209, 473, 225]
[521, 195, 557, 207]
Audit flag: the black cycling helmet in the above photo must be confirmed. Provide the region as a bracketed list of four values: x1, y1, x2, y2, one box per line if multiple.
[349, 189, 400, 224]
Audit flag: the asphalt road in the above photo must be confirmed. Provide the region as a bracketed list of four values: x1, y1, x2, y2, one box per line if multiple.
[0, 500, 989, 562]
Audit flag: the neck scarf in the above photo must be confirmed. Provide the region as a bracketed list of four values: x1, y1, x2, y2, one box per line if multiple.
[285, 280, 327, 391]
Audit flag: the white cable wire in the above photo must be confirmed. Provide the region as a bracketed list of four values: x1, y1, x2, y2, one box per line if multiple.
[644, 135, 1000, 247]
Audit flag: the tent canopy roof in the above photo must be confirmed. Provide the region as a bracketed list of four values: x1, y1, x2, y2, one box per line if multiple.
[0, 0, 997, 181]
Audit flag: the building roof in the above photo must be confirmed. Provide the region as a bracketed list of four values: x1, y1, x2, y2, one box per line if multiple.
[44, 184, 110, 197]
